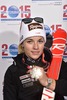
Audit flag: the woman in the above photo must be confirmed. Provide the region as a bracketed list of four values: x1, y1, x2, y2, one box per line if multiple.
[3, 17, 67, 100]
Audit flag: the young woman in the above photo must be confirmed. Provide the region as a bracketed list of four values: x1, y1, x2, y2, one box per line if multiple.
[3, 17, 67, 100]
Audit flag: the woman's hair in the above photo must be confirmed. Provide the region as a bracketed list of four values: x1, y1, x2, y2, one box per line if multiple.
[18, 44, 24, 54]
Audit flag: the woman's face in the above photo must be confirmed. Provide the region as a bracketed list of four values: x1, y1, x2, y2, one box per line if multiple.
[22, 36, 45, 60]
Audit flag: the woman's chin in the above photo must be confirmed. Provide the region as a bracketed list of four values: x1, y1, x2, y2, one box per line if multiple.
[31, 55, 40, 60]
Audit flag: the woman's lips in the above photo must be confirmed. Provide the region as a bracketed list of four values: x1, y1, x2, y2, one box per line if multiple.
[31, 51, 40, 55]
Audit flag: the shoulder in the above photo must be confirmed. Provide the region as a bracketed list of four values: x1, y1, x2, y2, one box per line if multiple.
[61, 59, 67, 68]
[59, 60, 67, 78]
[5, 53, 24, 76]
[4, 63, 18, 77]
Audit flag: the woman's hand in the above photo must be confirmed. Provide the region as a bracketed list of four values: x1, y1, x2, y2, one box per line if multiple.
[27, 65, 56, 90]
[27, 65, 48, 85]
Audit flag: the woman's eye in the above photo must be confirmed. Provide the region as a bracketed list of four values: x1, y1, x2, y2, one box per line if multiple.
[27, 41, 33, 43]
[38, 40, 44, 43]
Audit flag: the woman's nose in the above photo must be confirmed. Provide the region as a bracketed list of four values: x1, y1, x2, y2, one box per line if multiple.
[33, 42, 39, 49]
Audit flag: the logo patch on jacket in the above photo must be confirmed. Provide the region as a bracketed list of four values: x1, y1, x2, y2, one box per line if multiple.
[19, 74, 35, 88]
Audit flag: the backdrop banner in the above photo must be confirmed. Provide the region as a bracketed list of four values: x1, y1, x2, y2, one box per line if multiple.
[0, 0, 67, 100]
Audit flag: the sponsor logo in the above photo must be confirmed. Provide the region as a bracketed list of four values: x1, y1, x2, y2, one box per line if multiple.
[0, 5, 31, 21]
[8, 6, 19, 18]
[63, 4, 67, 21]
[28, 23, 43, 31]
[2, 44, 18, 58]
[52, 38, 66, 56]
[44, 25, 51, 36]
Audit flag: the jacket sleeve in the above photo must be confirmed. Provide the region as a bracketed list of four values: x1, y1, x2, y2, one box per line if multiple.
[54, 61, 67, 96]
[3, 66, 18, 100]
[55, 79, 67, 96]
